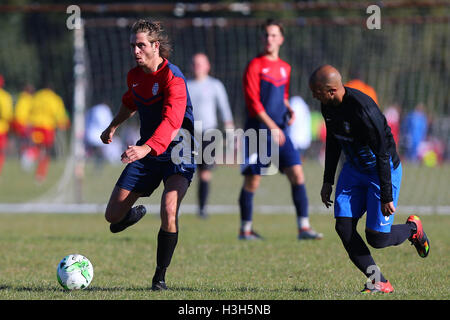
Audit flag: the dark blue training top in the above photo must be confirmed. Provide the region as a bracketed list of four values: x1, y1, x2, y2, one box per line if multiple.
[321, 87, 400, 203]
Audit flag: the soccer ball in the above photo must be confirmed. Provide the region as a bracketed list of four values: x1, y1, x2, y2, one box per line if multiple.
[57, 254, 94, 290]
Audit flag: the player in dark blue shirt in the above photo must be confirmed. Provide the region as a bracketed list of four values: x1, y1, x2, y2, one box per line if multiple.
[309, 65, 430, 293]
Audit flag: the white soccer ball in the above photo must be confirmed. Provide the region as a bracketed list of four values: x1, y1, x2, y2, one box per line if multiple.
[57, 254, 94, 290]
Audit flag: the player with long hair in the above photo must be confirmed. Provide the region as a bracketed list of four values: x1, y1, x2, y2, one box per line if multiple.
[101, 19, 195, 291]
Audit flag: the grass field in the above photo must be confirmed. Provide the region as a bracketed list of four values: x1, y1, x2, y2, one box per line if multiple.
[0, 159, 449, 300]
[0, 213, 448, 300]
[2, 159, 450, 207]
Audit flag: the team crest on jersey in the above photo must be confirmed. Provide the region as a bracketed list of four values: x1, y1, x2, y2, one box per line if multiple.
[280, 67, 287, 78]
[343, 121, 351, 134]
[152, 83, 159, 95]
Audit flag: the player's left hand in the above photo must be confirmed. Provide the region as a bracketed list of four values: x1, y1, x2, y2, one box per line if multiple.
[381, 201, 396, 216]
[121, 145, 151, 164]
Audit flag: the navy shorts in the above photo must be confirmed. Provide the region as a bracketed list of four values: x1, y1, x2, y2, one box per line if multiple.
[116, 156, 196, 197]
[334, 161, 402, 233]
[240, 128, 301, 175]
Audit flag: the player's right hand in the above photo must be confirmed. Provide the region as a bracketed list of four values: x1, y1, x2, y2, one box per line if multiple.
[100, 127, 115, 144]
[271, 128, 286, 146]
[320, 182, 333, 208]
[381, 201, 396, 216]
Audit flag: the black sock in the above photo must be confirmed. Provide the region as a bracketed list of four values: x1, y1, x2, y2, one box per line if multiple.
[152, 266, 167, 283]
[153, 229, 178, 283]
[366, 224, 414, 249]
[335, 218, 387, 283]
[198, 180, 209, 214]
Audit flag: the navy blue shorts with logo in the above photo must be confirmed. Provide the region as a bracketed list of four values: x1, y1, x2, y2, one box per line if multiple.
[116, 156, 196, 197]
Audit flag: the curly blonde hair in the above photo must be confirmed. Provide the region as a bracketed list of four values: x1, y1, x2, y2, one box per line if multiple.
[131, 19, 172, 59]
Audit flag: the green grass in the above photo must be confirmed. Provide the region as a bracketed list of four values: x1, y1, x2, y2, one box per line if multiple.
[0, 159, 449, 300]
[0, 213, 448, 300]
[1, 159, 450, 206]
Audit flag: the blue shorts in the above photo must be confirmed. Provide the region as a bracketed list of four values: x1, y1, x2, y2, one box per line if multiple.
[116, 156, 196, 197]
[240, 128, 301, 175]
[334, 162, 402, 233]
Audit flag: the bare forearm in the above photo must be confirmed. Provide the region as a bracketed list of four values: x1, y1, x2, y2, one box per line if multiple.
[255, 110, 285, 145]
[255, 111, 279, 131]
[109, 104, 135, 129]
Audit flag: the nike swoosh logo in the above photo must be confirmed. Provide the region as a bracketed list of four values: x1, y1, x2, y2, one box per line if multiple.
[380, 221, 391, 226]
[132, 83, 139, 87]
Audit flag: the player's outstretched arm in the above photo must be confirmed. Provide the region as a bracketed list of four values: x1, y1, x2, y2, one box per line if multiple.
[100, 103, 135, 144]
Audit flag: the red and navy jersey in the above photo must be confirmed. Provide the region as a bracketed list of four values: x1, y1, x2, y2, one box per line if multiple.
[122, 59, 194, 159]
[243, 55, 291, 128]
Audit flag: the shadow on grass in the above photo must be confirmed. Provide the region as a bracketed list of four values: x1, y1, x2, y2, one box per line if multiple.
[0, 285, 312, 294]
[37, 235, 134, 242]
[164, 286, 311, 294]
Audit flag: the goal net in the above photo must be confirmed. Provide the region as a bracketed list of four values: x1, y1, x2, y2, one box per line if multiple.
[0, 4, 448, 214]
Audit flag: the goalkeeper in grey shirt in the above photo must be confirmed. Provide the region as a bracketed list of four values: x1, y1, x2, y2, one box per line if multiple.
[187, 53, 235, 218]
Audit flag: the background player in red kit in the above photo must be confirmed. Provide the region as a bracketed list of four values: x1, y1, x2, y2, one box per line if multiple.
[238, 19, 322, 240]
[101, 19, 196, 291]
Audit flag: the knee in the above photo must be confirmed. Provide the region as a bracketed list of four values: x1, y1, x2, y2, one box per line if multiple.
[365, 230, 389, 249]
[335, 218, 355, 245]
[244, 175, 260, 192]
[160, 203, 178, 231]
[199, 169, 211, 182]
[335, 218, 348, 238]
[284, 165, 305, 185]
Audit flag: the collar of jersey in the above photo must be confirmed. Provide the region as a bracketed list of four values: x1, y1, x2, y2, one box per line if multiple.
[138, 58, 168, 76]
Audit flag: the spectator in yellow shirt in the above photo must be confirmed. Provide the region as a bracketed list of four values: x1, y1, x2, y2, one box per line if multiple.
[14, 84, 35, 154]
[28, 86, 70, 182]
[0, 75, 13, 176]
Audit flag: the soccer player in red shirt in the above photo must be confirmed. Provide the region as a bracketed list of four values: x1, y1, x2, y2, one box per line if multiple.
[239, 19, 322, 240]
[101, 19, 196, 291]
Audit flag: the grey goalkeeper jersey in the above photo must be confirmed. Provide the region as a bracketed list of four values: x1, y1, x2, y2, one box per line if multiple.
[187, 76, 233, 131]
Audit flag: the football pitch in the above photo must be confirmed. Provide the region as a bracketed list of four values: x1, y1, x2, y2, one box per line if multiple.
[0, 213, 448, 300]
[0, 160, 449, 300]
